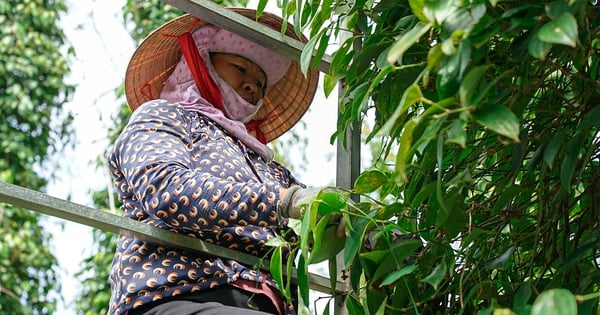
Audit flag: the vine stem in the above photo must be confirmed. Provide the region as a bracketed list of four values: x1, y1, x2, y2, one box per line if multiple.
[404, 278, 420, 315]
[576, 291, 600, 302]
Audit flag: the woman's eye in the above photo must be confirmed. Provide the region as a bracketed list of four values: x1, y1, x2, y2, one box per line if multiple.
[234, 65, 246, 73]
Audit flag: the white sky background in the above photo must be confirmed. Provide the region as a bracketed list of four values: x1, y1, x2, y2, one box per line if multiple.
[45, 0, 340, 314]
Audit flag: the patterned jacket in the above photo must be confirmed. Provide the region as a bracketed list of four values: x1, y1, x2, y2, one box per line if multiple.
[107, 100, 301, 315]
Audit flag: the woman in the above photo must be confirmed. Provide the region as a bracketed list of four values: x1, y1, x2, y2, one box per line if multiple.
[107, 7, 334, 315]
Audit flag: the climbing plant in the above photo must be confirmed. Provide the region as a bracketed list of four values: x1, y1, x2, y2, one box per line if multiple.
[262, 0, 600, 314]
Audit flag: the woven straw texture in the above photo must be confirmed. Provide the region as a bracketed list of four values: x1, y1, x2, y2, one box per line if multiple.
[124, 8, 319, 142]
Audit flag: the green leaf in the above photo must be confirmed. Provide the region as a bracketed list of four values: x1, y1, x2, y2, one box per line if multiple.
[310, 220, 345, 264]
[472, 105, 521, 142]
[491, 185, 522, 215]
[477, 304, 494, 315]
[459, 65, 489, 107]
[411, 182, 437, 209]
[422, 260, 447, 290]
[344, 215, 370, 265]
[346, 295, 366, 315]
[441, 37, 457, 55]
[435, 135, 448, 221]
[284, 0, 297, 25]
[545, 1, 572, 20]
[494, 308, 519, 315]
[380, 84, 423, 136]
[528, 31, 553, 59]
[300, 200, 319, 260]
[311, 30, 331, 70]
[349, 256, 363, 294]
[316, 190, 347, 214]
[309, 213, 332, 259]
[265, 236, 286, 247]
[328, 255, 338, 296]
[427, 43, 445, 71]
[350, 67, 393, 122]
[409, 0, 427, 22]
[387, 22, 432, 64]
[442, 197, 466, 239]
[300, 30, 320, 75]
[366, 239, 422, 283]
[485, 246, 515, 269]
[325, 39, 352, 95]
[395, 119, 417, 184]
[354, 169, 388, 194]
[421, 97, 456, 119]
[446, 118, 466, 147]
[581, 105, 600, 129]
[298, 0, 311, 29]
[537, 12, 578, 48]
[297, 254, 309, 307]
[531, 289, 577, 315]
[314, 0, 334, 34]
[374, 202, 402, 221]
[297, 304, 311, 315]
[270, 246, 289, 299]
[374, 296, 388, 315]
[256, 0, 268, 17]
[560, 132, 585, 190]
[513, 283, 532, 310]
[423, 0, 459, 24]
[379, 264, 417, 286]
[543, 132, 565, 169]
[287, 218, 303, 236]
[437, 41, 472, 98]
[323, 73, 338, 97]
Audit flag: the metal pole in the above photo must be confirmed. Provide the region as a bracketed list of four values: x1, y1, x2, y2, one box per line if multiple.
[333, 45, 361, 315]
[162, 0, 332, 73]
[333, 116, 360, 315]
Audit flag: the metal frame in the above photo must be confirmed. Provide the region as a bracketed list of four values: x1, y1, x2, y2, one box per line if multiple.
[0, 181, 346, 295]
[163, 0, 332, 73]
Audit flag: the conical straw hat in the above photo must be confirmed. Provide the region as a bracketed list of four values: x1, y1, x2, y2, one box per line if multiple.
[124, 8, 319, 142]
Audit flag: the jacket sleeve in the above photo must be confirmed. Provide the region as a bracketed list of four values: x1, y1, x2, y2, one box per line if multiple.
[109, 100, 283, 232]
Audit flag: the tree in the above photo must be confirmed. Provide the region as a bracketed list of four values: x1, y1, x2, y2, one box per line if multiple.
[0, 0, 74, 314]
[264, 0, 600, 314]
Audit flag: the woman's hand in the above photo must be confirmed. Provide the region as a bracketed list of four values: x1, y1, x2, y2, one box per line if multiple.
[279, 185, 347, 238]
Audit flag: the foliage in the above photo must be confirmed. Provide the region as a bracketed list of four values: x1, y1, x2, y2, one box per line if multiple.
[72, 0, 600, 314]
[0, 0, 74, 314]
[259, 0, 600, 314]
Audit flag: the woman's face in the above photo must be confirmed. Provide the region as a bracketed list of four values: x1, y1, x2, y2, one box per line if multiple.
[211, 53, 267, 105]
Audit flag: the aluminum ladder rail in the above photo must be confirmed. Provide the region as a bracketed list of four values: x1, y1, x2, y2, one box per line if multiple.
[0, 181, 347, 295]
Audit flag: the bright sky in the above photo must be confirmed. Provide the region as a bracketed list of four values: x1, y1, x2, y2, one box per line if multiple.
[45, 1, 339, 314]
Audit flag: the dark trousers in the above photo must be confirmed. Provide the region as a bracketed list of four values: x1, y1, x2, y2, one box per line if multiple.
[130, 285, 279, 315]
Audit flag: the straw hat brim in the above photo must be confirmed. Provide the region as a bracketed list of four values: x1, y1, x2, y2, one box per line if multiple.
[124, 8, 319, 143]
